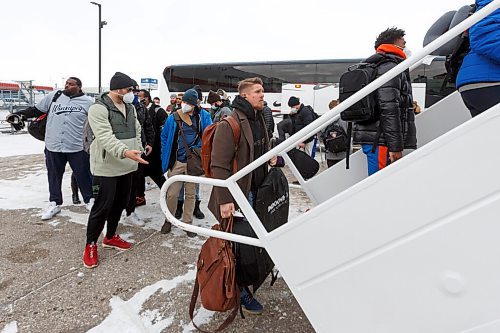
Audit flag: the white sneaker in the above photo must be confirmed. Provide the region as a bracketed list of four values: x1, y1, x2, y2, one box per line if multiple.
[145, 182, 157, 191]
[41, 202, 61, 220]
[85, 198, 95, 211]
[124, 212, 145, 227]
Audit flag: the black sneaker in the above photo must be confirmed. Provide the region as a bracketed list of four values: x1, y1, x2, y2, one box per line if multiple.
[186, 231, 197, 238]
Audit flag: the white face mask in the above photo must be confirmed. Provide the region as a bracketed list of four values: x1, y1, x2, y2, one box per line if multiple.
[403, 47, 412, 57]
[122, 91, 135, 104]
[181, 102, 193, 113]
[290, 107, 298, 114]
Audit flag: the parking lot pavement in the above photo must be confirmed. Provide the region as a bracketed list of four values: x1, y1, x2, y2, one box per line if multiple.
[0, 154, 316, 333]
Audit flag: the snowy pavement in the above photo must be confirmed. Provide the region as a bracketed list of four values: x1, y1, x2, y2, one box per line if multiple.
[0, 131, 317, 333]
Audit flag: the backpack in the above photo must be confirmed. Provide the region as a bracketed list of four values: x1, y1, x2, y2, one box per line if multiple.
[445, 4, 476, 83]
[189, 217, 240, 332]
[338, 61, 388, 168]
[201, 115, 241, 178]
[82, 119, 94, 154]
[339, 63, 379, 124]
[27, 90, 63, 141]
[321, 122, 348, 153]
[83, 106, 112, 154]
[423, 4, 477, 85]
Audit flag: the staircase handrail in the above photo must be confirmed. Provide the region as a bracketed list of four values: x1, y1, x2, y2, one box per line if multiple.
[160, 0, 500, 246]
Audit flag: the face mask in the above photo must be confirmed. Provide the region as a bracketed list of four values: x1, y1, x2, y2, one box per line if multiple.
[181, 102, 193, 113]
[290, 107, 298, 114]
[211, 105, 219, 111]
[403, 47, 412, 57]
[123, 92, 135, 104]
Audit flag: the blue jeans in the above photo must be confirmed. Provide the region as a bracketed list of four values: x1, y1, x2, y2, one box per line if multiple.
[178, 183, 201, 202]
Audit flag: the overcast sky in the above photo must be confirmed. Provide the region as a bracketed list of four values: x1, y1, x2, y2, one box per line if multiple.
[2, 0, 472, 90]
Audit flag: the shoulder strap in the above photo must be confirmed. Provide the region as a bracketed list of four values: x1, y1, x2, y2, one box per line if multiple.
[222, 115, 241, 173]
[46, 90, 63, 117]
[223, 116, 241, 148]
[52, 90, 63, 103]
[173, 112, 195, 160]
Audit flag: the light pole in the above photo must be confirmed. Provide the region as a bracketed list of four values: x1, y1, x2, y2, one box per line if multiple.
[90, 2, 107, 94]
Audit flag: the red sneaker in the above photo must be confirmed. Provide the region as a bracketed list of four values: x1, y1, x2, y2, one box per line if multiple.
[83, 242, 98, 269]
[103, 235, 131, 250]
[135, 196, 146, 206]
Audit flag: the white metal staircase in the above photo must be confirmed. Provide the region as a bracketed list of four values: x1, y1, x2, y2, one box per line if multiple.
[160, 1, 500, 331]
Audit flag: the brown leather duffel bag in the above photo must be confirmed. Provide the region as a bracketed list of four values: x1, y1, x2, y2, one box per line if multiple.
[189, 217, 240, 332]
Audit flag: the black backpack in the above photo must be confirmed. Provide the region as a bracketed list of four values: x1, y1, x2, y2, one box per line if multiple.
[28, 90, 63, 141]
[339, 63, 379, 124]
[445, 4, 476, 83]
[321, 122, 348, 153]
[338, 63, 382, 168]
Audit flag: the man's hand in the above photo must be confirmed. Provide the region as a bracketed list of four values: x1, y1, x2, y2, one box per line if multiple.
[145, 144, 153, 156]
[220, 202, 235, 219]
[297, 142, 305, 149]
[269, 156, 277, 166]
[124, 150, 149, 164]
[389, 151, 403, 163]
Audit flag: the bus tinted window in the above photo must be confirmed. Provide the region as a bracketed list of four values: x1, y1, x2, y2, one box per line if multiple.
[164, 57, 454, 109]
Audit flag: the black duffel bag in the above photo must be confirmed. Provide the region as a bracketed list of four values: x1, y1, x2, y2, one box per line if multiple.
[287, 148, 319, 179]
[233, 168, 290, 291]
[232, 219, 274, 292]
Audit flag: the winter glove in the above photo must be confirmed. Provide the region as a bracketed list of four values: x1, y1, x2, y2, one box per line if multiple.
[6, 114, 25, 131]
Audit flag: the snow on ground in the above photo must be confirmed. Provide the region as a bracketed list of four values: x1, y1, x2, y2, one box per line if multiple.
[0, 110, 45, 157]
[0, 321, 17, 333]
[86, 269, 211, 333]
[0, 124, 313, 332]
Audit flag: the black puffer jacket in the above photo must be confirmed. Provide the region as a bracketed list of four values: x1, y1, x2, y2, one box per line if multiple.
[353, 52, 417, 151]
[291, 104, 316, 143]
[135, 102, 155, 147]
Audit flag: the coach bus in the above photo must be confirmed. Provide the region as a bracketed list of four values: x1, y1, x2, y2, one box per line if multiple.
[160, 56, 454, 115]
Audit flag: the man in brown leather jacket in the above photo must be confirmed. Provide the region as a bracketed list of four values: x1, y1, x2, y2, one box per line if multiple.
[208, 77, 279, 315]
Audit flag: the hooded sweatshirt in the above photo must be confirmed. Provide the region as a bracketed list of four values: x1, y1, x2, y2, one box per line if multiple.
[231, 95, 268, 192]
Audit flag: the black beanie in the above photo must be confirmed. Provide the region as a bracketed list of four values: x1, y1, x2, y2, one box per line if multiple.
[207, 90, 221, 104]
[288, 96, 300, 107]
[110, 72, 135, 90]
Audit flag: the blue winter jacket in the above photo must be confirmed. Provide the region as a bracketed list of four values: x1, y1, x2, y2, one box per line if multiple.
[456, 0, 500, 88]
[161, 108, 212, 173]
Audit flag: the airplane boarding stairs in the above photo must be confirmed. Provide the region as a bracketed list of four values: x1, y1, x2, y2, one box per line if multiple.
[300, 91, 472, 205]
[160, 2, 500, 331]
[266, 102, 500, 332]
